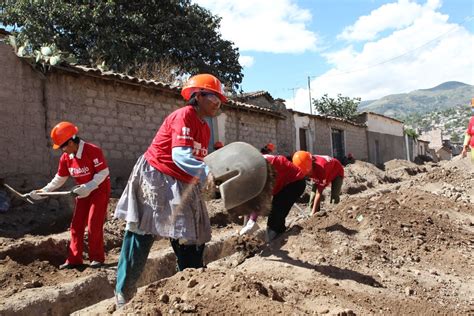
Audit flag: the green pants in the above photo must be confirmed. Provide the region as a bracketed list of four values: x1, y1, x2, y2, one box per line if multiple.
[115, 231, 155, 300]
[115, 231, 206, 301]
[308, 176, 343, 210]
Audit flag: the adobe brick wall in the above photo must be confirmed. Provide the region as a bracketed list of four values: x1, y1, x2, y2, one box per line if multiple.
[276, 110, 296, 156]
[312, 118, 368, 161]
[0, 44, 52, 189]
[0, 43, 285, 191]
[223, 108, 278, 152]
[44, 70, 183, 188]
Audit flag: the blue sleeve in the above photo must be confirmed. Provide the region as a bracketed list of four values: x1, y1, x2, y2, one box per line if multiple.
[172, 146, 210, 183]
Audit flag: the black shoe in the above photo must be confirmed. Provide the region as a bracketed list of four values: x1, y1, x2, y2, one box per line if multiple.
[90, 261, 103, 268]
[59, 262, 79, 270]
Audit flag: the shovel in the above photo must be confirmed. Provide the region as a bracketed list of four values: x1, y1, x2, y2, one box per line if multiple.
[36, 191, 76, 197]
[1, 182, 35, 205]
[204, 141, 268, 210]
[0, 179, 76, 206]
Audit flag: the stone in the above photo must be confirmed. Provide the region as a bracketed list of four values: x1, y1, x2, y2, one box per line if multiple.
[187, 278, 198, 288]
[159, 293, 170, 303]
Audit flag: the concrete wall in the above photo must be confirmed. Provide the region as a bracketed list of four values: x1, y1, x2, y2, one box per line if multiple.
[365, 113, 404, 136]
[0, 43, 52, 189]
[367, 132, 406, 166]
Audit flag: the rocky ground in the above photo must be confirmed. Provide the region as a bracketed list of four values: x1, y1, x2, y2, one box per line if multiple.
[0, 157, 472, 315]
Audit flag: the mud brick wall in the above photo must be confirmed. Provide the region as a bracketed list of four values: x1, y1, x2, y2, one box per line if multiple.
[223, 108, 278, 152]
[44, 71, 183, 188]
[313, 118, 368, 161]
[0, 44, 52, 189]
[276, 110, 296, 156]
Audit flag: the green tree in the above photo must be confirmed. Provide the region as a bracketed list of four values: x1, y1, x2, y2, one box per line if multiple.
[0, 0, 243, 90]
[405, 128, 418, 139]
[313, 94, 361, 120]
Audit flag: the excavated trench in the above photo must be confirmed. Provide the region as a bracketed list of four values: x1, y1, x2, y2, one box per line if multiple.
[0, 196, 73, 238]
[0, 199, 266, 316]
[0, 237, 68, 266]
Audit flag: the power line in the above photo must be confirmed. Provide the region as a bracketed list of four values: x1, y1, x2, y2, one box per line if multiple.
[308, 15, 473, 80]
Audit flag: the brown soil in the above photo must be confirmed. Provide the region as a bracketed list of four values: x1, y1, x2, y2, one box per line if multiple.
[0, 157, 473, 315]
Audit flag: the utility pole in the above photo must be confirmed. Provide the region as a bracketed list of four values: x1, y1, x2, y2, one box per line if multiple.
[307, 76, 313, 115]
[289, 88, 297, 108]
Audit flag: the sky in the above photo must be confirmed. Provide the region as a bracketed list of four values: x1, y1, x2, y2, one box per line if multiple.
[194, 0, 474, 113]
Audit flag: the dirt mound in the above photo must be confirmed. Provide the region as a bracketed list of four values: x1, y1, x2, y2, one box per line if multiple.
[443, 155, 474, 172]
[119, 185, 473, 315]
[343, 161, 398, 194]
[384, 159, 427, 180]
[1, 158, 473, 315]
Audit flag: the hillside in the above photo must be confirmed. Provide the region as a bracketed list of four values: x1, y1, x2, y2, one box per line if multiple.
[402, 105, 471, 141]
[359, 81, 473, 140]
[359, 81, 473, 117]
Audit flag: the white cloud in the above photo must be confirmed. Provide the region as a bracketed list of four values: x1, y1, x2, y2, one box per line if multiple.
[289, 1, 474, 114]
[339, 0, 442, 41]
[194, 0, 318, 53]
[239, 55, 255, 67]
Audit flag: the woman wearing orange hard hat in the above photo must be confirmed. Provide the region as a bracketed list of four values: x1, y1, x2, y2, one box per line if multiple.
[293, 151, 344, 216]
[461, 98, 474, 163]
[114, 73, 225, 307]
[29, 121, 111, 270]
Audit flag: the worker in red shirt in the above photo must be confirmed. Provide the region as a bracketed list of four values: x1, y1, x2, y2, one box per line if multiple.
[293, 151, 344, 216]
[29, 122, 111, 269]
[461, 98, 474, 163]
[213, 141, 224, 151]
[113, 74, 225, 307]
[260, 142, 275, 154]
[240, 154, 307, 241]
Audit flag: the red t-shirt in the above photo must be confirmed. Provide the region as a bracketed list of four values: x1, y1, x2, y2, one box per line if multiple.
[144, 105, 210, 183]
[467, 116, 474, 147]
[57, 142, 110, 190]
[264, 155, 306, 195]
[310, 155, 344, 193]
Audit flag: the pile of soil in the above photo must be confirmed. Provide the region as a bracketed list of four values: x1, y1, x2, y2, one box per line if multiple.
[116, 159, 473, 315]
[1, 157, 473, 315]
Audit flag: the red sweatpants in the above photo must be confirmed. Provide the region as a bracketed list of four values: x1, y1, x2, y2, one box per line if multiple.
[67, 187, 110, 264]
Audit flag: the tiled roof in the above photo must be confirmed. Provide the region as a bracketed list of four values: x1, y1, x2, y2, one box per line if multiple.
[359, 111, 404, 124]
[58, 64, 182, 92]
[237, 90, 275, 102]
[288, 109, 366, 127]
[52, 64, 284, 118]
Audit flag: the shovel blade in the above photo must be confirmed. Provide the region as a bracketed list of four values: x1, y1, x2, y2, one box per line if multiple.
[204, 142, 267, 210]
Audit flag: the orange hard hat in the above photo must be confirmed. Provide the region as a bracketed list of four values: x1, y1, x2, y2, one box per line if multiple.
[214, 141, 224, 149]
[266, 143, 275, 152]
[50, 121, 78, 149]
[181, 74, 227, 103]
[292, 151, 313, 175]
